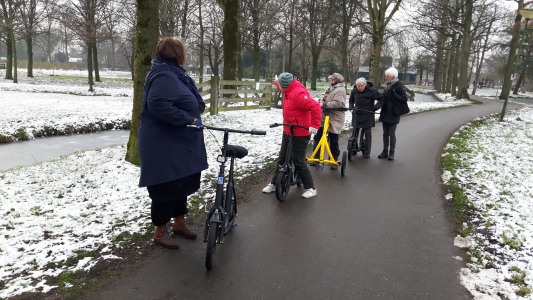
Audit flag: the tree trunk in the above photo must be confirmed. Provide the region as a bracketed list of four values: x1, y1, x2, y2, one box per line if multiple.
[500, 0, 524, 100]
[125, 0, 159, 165]
[513, 50, 530, 94]
[198, 0, 204, 83]
[451, 37, 461, 97]
[368, 33, 383, 84]
[26, 36, 33, 77]
[456, 0, 472, 100]
[87, 44, 94, 91]
[5, 31, 13, 80]
[252, 1, 260, 82]
[218, 0, 239, 81]
[12, 32, 17, 83]
[287, 0, 295, 74]
[93, 41, 101, 82]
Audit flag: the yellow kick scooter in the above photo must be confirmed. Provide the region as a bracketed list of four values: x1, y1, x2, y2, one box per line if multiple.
[307, 112, 347, 177]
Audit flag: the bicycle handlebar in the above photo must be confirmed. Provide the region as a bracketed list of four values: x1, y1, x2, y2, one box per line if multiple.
[187, 124, 266, 135]
[269, 123, 309, 130]
[322, 107, 379, 114]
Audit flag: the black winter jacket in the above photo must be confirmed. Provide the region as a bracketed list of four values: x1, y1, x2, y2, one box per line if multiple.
[349, 82, 383, 128]
[379, 80, 408, 125]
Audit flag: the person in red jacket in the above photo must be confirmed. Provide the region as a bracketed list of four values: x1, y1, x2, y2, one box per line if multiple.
[262, 73, 322, 198]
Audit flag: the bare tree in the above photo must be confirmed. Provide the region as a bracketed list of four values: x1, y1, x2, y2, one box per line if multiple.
[217, 0, 239, 81]
[365, 0, 402, 83]
[0, 0, 22, 80]
[18, 0, 51, 77]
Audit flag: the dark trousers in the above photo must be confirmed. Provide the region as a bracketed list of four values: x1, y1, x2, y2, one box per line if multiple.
[313, 128, 340, 158]
[147, 176, 193, 226]
[151, 198, 188, 226]
[271, 133, 315, 189]
[357, 127, 372, 154]
[382, 123, 397, 151]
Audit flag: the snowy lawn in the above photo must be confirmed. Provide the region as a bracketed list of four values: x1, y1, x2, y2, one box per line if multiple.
[442, 107, 533, 299]
[1, 68, 527, 298]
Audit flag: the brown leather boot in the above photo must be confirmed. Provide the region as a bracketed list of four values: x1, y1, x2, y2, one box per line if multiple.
[388, 150, 395, 160]
[172, 215, 197, 239]
[154, 225, 179, 249]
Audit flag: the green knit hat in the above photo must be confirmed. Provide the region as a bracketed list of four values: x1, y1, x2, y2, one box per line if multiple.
[279, 73, 294, 90]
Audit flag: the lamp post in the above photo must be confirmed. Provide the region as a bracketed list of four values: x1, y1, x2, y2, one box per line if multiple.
[500, 9, 533, 121]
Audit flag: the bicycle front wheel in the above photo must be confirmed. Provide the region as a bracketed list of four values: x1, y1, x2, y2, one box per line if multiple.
[275, 170, 290, 202]
[205, 222, 219, 270]
[347, 138, 355, 161]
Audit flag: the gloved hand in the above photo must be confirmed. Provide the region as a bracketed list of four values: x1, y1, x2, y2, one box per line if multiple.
[189, 118, 202, 131]
[308, 127, 318, 135]
[192, 118, 202, 127]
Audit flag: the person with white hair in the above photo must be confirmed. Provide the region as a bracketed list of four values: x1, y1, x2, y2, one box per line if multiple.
[348, 77, 383, 158]
[378, 67, 408, 160]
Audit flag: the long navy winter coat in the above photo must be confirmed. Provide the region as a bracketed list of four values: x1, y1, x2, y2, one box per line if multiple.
[138, 56, 208, 188]
[379, 80, 408, 125]
[349, 82, 383, 128]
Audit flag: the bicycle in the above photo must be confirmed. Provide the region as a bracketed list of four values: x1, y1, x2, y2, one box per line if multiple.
[346, 108, 378, 161]
[188, 124, 266, 270]
[268, 123, 310, 202]
[307, 108, 347, 177]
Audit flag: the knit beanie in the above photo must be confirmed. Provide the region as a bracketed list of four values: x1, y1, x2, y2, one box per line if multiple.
[279, 72, 294, 90]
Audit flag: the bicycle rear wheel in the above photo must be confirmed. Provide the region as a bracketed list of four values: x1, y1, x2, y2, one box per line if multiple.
[205, 222, 219, 270]
[275, 170, 291, 202]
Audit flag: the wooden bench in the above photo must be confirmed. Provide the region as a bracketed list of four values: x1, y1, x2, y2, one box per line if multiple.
[0, 63, 6, 69]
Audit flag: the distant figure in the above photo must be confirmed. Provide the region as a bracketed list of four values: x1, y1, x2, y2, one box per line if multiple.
[378, 67, 408, 161]
[138, 37, 208, 249]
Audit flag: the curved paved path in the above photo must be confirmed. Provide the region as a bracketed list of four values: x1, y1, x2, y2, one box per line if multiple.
[85, 97, 522, 299]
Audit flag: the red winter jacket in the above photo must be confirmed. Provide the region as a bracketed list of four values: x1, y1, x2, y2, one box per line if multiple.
[275, 79, 321, 136]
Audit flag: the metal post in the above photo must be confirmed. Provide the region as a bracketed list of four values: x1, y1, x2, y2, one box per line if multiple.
[210, 76, 219, 115]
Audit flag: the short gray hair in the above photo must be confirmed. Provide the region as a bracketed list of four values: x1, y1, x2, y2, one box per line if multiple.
[328, 73, 344, 83]
[355, 77, 367, 86]
[385, 67, 398, 78]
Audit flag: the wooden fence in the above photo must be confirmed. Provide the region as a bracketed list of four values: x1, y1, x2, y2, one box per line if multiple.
[196, 76, 281, 115]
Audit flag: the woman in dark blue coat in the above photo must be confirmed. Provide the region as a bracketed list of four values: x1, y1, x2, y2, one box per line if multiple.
[378, 67, 408, 161]
[138, 37, 208, 249]
[349, 78, 383, 158]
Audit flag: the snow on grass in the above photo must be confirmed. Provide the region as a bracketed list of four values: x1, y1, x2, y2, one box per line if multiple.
[443, 107, 533, 299]
[1, 68, 525, 298]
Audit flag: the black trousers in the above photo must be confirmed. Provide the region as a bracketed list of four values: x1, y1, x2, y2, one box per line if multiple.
[382, 123, 397, 151]
[356, 127, 372, 154]
[147, 175, 197, 226]
[313, 128, 340, 158]
[271, 133, 315, 189]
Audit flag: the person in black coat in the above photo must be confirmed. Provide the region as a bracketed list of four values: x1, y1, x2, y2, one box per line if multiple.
[378, 67, 408, 161]
[349, 77, 383, 158]
[138, 37, 208, 249]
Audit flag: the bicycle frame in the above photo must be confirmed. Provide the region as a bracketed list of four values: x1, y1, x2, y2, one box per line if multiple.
[308, 115, 338, 165]
[202, 130, 236, 245]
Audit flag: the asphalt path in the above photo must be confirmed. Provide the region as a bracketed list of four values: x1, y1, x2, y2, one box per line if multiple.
[82, 97, 521, 299]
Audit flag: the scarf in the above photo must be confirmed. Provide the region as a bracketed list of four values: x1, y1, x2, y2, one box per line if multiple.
[384, 78, 399, 94]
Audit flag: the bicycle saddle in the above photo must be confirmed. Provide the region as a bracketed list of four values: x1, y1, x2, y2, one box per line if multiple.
[226, 145, 248, 159]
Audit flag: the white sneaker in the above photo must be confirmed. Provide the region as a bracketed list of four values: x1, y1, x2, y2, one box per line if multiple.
[262, 183, 276, 193]
[302, 187, 317, 198]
